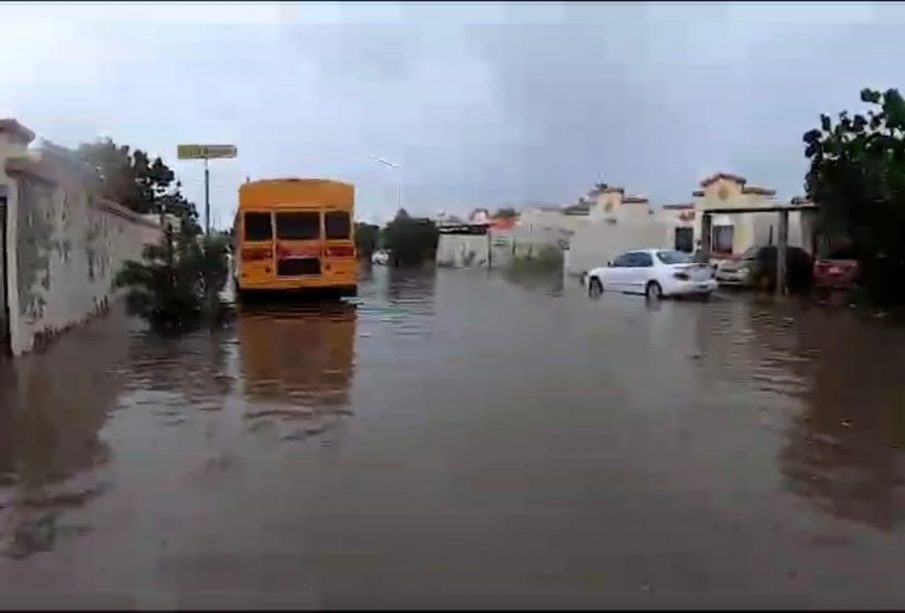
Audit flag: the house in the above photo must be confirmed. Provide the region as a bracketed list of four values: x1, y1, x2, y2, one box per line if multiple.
[563, 172, 819, 276]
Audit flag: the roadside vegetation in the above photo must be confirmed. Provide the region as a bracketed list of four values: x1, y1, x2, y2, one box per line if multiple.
[359, 209, 439, 267]
[507, 244, 564, 273]
[354, 222, 380, 260]
[804, 87, 905, 306]
[75, 138, 230, 329]
[115, 227, 230, 330]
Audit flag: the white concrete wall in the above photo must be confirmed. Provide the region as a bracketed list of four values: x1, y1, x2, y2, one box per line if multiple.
[436, 233, 490, 268]
[750, 210, 817, 254]
[566, 218, 673, 276]
[2, 144, 161, 355]
[0, 126, 31, 355]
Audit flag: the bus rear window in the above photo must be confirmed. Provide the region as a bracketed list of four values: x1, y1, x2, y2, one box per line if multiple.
[244, 213, 272, 241]
[276, 212, 320, 240]
[325, 212, 351, 239]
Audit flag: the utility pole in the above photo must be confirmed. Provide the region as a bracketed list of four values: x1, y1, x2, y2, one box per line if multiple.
[204, 157, 211, 236]
[177, 144, 237, 236]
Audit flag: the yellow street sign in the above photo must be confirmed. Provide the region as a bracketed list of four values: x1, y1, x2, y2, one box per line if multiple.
[177, 144, 237, 160]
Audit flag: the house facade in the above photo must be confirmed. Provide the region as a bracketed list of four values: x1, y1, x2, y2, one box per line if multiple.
[562, 173, 818, 276]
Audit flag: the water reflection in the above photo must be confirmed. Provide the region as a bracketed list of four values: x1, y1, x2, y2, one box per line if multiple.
[123, 326, 234, 410]
[7, 270, 905, 605]
[499, 267, 564, 297]
[761, 306, 905, 531]
[0, 310, 129, 558]
[237, 301, 357, 441]
[383, 266, 437, 312]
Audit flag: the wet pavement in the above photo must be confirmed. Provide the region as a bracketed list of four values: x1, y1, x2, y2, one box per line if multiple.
[3, 267, 905, 608]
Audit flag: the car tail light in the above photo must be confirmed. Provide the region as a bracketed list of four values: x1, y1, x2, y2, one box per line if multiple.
[242, 247, 271, 261]
[673, 272, 690, 280]
[327, 245, 355, 258]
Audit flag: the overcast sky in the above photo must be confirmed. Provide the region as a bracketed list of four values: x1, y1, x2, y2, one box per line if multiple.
[1, 1, 902, 226]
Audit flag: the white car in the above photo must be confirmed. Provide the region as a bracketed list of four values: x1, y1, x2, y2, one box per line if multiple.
[587, 249, 718, 300]
[371, 249, 390, 266]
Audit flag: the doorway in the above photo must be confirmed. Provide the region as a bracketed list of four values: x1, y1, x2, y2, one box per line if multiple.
[674, 227, 694, 253]
[0, 194, 9, 357]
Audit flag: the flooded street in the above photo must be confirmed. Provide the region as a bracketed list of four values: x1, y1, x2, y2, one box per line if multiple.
[3, 268, 905, 608]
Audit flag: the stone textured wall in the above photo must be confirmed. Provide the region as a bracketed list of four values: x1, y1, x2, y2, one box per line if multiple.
[5, 157, 161, 355]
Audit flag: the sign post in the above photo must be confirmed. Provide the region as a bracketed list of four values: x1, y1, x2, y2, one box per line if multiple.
[177, 144, 237, 235]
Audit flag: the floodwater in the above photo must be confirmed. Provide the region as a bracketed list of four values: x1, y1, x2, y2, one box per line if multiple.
[3, 267, 905, 608]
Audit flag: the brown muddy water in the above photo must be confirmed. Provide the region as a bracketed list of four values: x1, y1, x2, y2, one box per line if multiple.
[3, 267, 905, 609]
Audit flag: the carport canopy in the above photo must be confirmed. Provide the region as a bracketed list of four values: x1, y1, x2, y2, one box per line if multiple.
[699, 204, 819, 296]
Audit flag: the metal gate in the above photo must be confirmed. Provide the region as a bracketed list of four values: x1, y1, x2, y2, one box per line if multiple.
[0, 193, 9, 356]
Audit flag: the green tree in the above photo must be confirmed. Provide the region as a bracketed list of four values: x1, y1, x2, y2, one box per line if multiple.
[115, 224, 229, 330]
[381, 209, 439, 267]
[803, 87, 905, 304]
[354, 222, 380, 259]
[77, 139, 200, 232]
[493, 207, 518, 219]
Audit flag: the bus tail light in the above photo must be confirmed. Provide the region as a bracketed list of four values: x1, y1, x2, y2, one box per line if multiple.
[327, 245, 355, 258]
[242, 247, 271, 261]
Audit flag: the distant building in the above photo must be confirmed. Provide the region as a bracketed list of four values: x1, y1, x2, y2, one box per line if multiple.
[552, 172, 818, 276]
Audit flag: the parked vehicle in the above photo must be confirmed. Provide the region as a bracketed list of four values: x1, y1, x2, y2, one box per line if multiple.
[234, 178, 357, 298]
[587, 249, 718, 300]
[813, 247, 859, 292]
[371, 249, 390, 266]
[715, 245, 813, 291]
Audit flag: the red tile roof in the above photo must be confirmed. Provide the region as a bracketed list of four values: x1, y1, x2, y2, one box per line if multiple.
[491, 217, 517, 230]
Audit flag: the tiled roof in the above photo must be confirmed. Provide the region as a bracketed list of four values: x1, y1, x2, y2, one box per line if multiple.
[0, 118, 35, 144]
[564, 203, 591, 215]
[700, 172, 747, 187]
[742, 186, 777, 196]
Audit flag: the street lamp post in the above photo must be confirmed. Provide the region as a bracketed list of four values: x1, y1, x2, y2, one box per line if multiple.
[371, 155, 402, 212]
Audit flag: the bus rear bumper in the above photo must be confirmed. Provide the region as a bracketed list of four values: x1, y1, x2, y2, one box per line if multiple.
[236, 284, 357, 301]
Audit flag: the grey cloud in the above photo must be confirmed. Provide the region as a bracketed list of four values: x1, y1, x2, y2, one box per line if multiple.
[5, 2, 905, 224]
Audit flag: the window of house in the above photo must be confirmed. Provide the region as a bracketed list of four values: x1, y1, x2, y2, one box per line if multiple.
[675, 227, 694, 253]
[713, 225, 734, 253]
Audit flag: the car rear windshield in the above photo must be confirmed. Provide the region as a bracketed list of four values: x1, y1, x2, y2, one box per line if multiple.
[325, 211, 351, 239]
[827, 248, 858, 259]
[739, 246, 762, 260]
[244, 212, 272, 241]
[656, 250, 694, 265]
[276, 212, 320, 240]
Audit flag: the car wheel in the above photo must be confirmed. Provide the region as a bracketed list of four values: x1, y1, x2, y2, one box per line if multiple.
[645, 281, 663, 301]
[588, 277, 603, 297]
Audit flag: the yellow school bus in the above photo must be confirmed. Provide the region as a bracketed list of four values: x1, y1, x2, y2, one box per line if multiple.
[234, 178, 357, 297]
